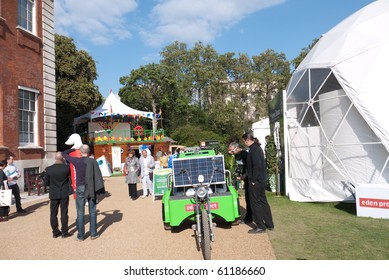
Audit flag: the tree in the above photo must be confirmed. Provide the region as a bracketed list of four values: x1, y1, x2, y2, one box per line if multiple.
[291, 38, 319, 70]
[170, 124, 225, 147]
[55, 34, 102, 150]
[214, 52, 254, 140]
[160, 42, 256, 140]
[187, 42, 225, 110]
[251, 49, 291, 119]
[119, 41, 293, 147]
[119, 63, 176, 138]
[265, 135, 277, 192]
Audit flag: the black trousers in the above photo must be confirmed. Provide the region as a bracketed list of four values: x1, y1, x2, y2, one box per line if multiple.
[248, 180, 274, 230]
[243, 177, 253, 221]
[128, 183, 137, 199]
[9, 183, 22, 211]
[50, 196, 70, 235]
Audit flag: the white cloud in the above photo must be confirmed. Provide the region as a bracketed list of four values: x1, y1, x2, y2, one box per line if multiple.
[55, 0, 286, 47]
[140, 0, 286, 47]
[55, 0, 138, 45]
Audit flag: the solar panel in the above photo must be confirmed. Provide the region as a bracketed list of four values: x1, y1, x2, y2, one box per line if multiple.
[172, 155, 226, 187]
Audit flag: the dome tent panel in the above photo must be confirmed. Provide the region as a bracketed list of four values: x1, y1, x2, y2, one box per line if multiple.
[286, 1, 389, 202]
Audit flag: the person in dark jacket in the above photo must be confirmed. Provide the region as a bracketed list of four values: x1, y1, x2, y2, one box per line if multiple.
[242, 132, 274, 234]
[228, 142, 252, 224]
[62, 144, 105, 241]
[44, 152, 73, 238]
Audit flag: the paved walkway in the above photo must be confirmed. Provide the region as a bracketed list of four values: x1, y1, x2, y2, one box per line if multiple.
[0, 176, 276, 260]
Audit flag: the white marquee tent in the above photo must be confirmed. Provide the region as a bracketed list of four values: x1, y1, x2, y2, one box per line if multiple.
[284, 1, 389, 202]
[73, 90, 154, 125]
[252, 118, 270, 147]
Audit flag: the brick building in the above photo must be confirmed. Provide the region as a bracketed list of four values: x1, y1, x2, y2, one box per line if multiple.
[0, 0, 56, 192]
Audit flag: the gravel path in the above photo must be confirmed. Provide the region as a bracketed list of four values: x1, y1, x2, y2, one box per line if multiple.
[0, 176, 276, 260]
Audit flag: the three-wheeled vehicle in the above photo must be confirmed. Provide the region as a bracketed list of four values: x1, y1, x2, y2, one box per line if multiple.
[162, 149, 240, 260]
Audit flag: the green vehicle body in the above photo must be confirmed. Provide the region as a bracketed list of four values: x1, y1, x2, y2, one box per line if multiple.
[162, 149, 240, 228]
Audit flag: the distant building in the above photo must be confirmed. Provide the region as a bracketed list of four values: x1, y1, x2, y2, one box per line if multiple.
[0, 0, 56, 192]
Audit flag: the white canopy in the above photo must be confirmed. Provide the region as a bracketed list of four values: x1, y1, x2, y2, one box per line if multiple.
[74, 90, 154, 125]
[285, 1, 389, 202]
[252, 118, 270, 146]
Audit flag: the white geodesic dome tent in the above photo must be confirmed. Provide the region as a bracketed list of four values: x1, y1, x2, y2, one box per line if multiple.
[284, 1, 389, 202]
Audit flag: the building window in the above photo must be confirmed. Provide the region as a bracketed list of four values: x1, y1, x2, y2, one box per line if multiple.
[18, 87, 38, 144]
[18, 0, 35, 33]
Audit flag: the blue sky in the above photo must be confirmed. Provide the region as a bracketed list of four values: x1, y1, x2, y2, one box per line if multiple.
[55, 0, 374, 98]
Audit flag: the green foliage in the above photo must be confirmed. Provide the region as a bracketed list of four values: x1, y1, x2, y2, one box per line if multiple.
[265, 135, 277, 175]
[158, 42, 292, 143]
[252, 49, 291, 104]
[225, 153, 236, 172]
[119, 63, 178, 135]
[54, 34, 318, 154]
[170, 124, 225, 147]
[55, 34, 102, 150]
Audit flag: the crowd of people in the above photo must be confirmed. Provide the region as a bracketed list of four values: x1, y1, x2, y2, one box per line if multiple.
[0, 144, 106, 240]
[122, 147, 180, 200]
[1, 134, 274, 238]
[121, 136, 274, 236]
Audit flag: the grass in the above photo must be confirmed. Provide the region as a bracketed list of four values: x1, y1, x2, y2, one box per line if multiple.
[263, 192, 389, 260]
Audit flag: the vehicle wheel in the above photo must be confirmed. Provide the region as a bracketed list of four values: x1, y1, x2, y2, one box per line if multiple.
[164, 223, 171, 231]
[201, 209, 211, 260]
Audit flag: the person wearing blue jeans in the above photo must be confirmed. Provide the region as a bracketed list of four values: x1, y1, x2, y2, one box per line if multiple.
[75, 185, 97, 239]
[62, 144, 105, 241]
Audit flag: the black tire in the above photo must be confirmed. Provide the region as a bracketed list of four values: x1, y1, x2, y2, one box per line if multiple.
[164, 223, 171, 231]
[201, 209, 211, 260]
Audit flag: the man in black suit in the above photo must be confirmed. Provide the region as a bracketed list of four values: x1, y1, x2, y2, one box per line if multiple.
[242, 132, 274, 234]
[44, 152, 74, 238]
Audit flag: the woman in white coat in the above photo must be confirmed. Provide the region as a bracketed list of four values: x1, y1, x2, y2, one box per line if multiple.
[138, 149, 155, 198]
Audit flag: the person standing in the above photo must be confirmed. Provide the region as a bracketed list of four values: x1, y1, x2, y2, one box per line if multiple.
[124, 149, 140, 200]
[0, 160, 10, 222]
[155, 147, 163, 161]
[44, 152, 73, 238]
[242, 132, 274, 234]
[167, 151, 173, 168]
[228, 142, 252, 224]
[62, 144, 104, 241]
[4, 156, 25, 213]
[159, 152, 168, 169]
[138, 149, 155, 198]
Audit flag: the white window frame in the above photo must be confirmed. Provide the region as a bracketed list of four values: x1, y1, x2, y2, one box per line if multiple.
[18, 86, 39, 146]
[18, 0, 36, 34]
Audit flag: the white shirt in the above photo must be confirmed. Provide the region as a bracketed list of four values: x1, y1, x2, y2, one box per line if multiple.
[4, 164, 20, 186]
[142, 156, 149, 175]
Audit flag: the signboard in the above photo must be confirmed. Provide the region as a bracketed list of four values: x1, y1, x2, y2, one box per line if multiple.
[111, 146, 122, 176]
[268, 90, 286, 195]
[356, 184, 389, 219]
[153, 168, 172, 200]
[185, 202, 219, 212]
[97, 155, 112, 177]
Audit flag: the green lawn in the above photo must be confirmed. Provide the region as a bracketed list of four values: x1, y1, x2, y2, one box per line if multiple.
[265, 192, 389, 260]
